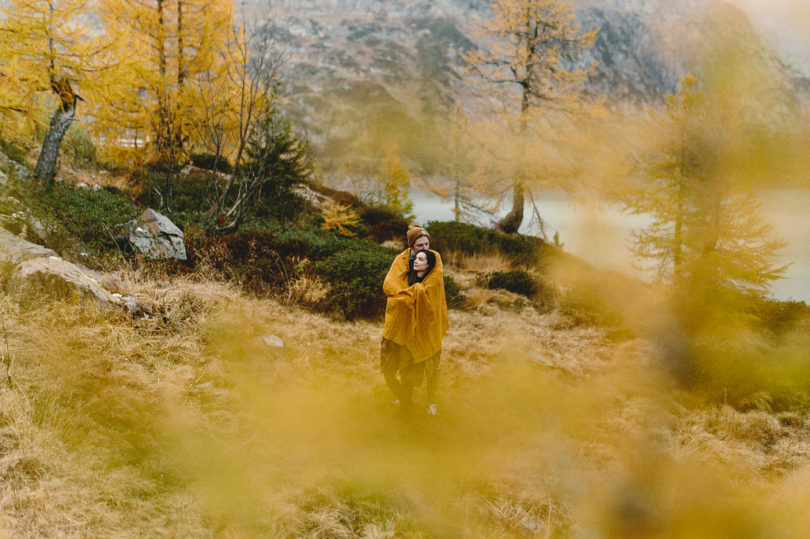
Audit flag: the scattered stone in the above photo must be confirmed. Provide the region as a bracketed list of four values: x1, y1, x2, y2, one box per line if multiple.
[519, 518, 541, 533]
[261, 334, 285, 348]
[77, 182, 89, 189]
[111, 293, 142, 316]
[0, 151, 31, 182]
[92, 184, 103, 191]
[119, 209, 187, 260]
[293, 184, 327, 205]
[529, 351, 555, 367]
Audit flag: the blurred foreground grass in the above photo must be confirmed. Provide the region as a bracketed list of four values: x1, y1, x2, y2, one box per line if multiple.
[1, 269, 810, 537]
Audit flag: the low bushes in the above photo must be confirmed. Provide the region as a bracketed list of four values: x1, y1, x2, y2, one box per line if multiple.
[754, 299, 810, 336]
[426, 221, 545, 266]
[189, 226, 400, 319]
[485, 270, 539, 298]
[359, 206, 408, 243]
[315, 240, 398, 320]
[26, 181, 138, 256]
[134, 170, 216, 226]
[444, 274, 465, 309]
[190, 153, 233, 174]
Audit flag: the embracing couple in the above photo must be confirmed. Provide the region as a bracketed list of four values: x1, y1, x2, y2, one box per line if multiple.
[381, 225, 449, 418]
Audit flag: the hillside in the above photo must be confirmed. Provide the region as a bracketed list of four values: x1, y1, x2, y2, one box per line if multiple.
[0, 148, 809, 534]
[3, 252, 810, 535]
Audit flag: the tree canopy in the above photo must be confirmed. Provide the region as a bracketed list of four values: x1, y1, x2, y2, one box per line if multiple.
[464, 0, 597, 234]
[624, 75, 787, 327]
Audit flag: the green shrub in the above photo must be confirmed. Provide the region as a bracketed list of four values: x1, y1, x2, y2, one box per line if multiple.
[360, 206, 408, 243]
[444, 274, 465, 309]
[754, 299, 810, 336]
[219, 230, 277, 260]
[314, 240, 398, 320]
[692, 335, 810, 411]
[485, 271, 539, 297]
[134, 170, 218, 227]
[27, 182, 137, 254]
[194, 230, 288, 293]
[426, 221, 544, 266]
[190, 152, 233, 174]
[272, 227, 346, 260]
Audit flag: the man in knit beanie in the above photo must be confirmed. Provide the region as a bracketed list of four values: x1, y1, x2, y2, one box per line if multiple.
[380, 224, 448, 419]
[406, 225, 430, 258]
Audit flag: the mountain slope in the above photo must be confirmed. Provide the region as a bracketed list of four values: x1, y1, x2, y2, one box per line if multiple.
[245, 0, 808, 167]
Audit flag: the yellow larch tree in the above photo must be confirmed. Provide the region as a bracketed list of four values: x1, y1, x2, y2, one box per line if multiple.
[376, 142, 414, 219]
[0, 0, 112, 182]
[93, 0, 234, 166]
[464, 0, 597, 233]
[624, 75, 787, 329]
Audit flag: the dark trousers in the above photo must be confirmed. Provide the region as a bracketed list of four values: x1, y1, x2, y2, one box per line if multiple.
[380, 338, 439, 411]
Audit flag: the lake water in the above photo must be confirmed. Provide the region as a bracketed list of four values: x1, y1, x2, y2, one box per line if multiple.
[410, 189, 810, 303]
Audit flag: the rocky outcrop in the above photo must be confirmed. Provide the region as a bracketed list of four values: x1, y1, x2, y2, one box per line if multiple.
[0, 227, 57, 266]
[0, 151, 32, 183]
[0, 227, 141, 313]
[118, 209, 187, 261]
[7, 256, 119, 306]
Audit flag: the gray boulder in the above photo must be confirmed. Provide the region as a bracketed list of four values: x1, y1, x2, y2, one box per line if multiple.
[121, 209, 187, 261]
[0, 210, 142, 314]
[7, 256, 119, 307]
[0, 227, 57, 268]
[0, 151, 31, 182]
[260, 334, 285, 348]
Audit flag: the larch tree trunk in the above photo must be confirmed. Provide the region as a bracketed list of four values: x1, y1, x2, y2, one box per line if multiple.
[175, 0, 185, 151]
[34, 77, 78, 185]
[495, 86, 530, 234]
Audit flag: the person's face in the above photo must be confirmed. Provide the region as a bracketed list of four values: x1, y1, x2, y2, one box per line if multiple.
[413, 252, 428, 272]
[413, 235, 429, 253]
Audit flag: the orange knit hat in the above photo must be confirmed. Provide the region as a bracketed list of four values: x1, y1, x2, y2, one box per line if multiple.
[406, 225, 429, 247]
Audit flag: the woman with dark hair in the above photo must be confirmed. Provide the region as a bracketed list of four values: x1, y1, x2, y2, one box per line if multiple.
[381, 226, 448, 418]
[406, 250, 436, 286]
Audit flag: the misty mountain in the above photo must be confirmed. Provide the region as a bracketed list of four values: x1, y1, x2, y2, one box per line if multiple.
[243, 0, 808, 168]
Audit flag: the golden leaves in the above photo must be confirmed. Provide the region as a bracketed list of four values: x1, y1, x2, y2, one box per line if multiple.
[320, 200, 361, 237]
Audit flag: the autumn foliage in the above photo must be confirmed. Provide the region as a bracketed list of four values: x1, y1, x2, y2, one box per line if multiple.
[0, 0, 273, 171]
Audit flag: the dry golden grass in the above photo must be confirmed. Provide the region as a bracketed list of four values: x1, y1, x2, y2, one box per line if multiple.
[1, 267, 810, 536]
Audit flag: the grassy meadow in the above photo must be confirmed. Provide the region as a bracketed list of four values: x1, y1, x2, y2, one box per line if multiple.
[1, 249, 810, 537]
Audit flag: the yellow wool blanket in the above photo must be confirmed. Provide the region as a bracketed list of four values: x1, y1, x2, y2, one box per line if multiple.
[382, 249, 449, 362]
